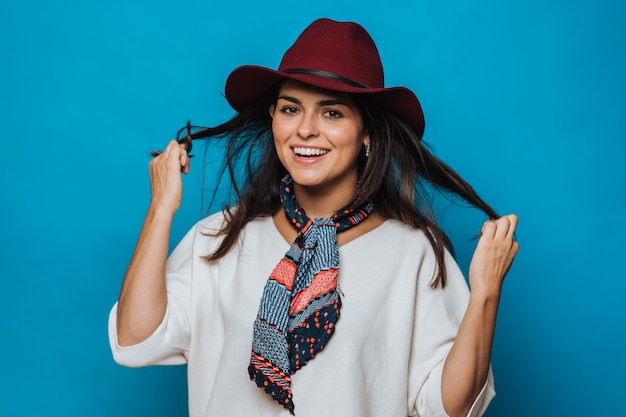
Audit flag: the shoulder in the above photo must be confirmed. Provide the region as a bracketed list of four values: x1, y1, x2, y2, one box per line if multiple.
[364, 219, 463, 283]
[345, 219, 439, 271]
[194, 210, 229, 235]
[189, 210, 276, 252]
[167, 211, 230, 263]
[379, 219, 454, 258]
[194, 209, 273, 234]
[376, 219, 434, 251]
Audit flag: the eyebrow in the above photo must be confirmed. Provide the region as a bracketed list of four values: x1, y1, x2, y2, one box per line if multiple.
[277, 95, 354, 108]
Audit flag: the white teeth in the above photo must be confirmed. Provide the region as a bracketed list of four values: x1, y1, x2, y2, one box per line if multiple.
[293, 147, 329, 156]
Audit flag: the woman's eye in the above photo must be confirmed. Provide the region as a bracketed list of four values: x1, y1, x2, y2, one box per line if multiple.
[280, 106, 298, 114]
[324, 110, 343, 119]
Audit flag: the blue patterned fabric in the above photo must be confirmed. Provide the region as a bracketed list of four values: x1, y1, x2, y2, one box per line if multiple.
[248, 175, 374, 414]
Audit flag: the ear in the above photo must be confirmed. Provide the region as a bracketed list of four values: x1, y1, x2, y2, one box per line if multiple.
[363, 133, 370, 148]
[268, 104, 275, 119]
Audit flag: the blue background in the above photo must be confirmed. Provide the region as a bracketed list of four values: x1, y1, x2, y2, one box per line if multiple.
[1, 0, 624, 415]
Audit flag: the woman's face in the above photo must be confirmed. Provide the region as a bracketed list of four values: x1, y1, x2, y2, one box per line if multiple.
[270, 80, 369, 200]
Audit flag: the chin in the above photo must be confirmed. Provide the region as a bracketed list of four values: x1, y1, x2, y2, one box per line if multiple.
[289, 174, 325, 188]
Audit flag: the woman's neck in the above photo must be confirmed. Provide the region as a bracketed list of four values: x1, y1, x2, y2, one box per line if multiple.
[292, 182, 357, 219]
[272, 201, 386, 247]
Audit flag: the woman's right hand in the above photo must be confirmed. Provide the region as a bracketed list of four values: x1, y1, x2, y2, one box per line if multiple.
[116, 140, 190, 346]
[148, 140, 190, 216]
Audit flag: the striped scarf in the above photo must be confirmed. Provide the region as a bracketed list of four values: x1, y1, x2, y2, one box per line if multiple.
[248, 175, 374, 414]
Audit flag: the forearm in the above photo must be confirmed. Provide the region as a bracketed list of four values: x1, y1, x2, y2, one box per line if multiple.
[440, 215, 518, 417]
[441, 291, 500, 417]
[116, 205, 174, 346]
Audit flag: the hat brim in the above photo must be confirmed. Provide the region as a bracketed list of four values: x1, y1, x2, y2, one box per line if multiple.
[225, 65, 425, 138]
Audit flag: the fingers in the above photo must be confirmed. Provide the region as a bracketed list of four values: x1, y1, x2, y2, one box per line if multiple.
[147, 141, 191, 215]
[179, 147, 190, 174]
[480, 220, 495, 239]
[156, 140, 190, 174]
[469, 214, 519, 297]
[493, 216, 510, 241]
[480, 214, 518, 242]
[505, 214, 518, 240]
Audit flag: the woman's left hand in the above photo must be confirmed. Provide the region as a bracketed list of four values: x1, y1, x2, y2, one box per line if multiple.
[468, 214, 519, 299]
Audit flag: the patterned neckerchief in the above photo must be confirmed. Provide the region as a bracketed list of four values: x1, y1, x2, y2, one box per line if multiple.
[248, 175, 374, 414]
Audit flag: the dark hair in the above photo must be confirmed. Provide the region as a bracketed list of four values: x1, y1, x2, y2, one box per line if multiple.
[178, 86, 498, 288]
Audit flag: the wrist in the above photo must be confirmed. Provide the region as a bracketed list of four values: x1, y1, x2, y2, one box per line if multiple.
[146, 202, 178, 221]
[468, 285, 502, 307]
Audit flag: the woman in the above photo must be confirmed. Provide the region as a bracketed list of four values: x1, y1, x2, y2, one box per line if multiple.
[109, 18, 519, 417]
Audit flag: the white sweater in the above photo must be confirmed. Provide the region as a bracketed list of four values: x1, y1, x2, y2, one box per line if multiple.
[108, 212, 495, 417]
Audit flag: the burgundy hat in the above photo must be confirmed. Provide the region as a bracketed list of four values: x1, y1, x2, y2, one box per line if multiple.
[225, 18, 425, 138]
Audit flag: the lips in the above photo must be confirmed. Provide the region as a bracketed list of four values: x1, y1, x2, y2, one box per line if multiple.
[292, 147, 329, 157]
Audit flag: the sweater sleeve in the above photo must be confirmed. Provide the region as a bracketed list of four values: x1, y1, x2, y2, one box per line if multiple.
[409, 249, 495, 417]
[107, 222, 199, 367]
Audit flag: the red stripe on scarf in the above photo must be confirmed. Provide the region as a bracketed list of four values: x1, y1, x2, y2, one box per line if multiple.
[269, 258, 296, 291]
[288, 268, 338, 315]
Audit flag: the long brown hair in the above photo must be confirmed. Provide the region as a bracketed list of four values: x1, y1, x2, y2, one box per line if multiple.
[175, 87, 498, 288]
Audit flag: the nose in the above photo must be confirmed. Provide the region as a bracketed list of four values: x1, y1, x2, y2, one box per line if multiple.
[297, 112, 319, 139]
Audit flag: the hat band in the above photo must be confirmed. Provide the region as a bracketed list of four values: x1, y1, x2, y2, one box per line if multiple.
[283, 68, 371, 89]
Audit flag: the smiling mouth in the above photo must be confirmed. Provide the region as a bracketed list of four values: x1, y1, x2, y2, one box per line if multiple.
[292, 147, 330, 157]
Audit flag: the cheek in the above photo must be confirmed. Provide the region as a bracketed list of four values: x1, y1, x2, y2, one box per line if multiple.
[271, 124, 290, 166]
[271, 118, 292, 143]
[332, 127, 366, 153]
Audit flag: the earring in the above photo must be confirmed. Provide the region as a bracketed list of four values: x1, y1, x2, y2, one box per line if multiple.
[365, 143, 371, 157]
